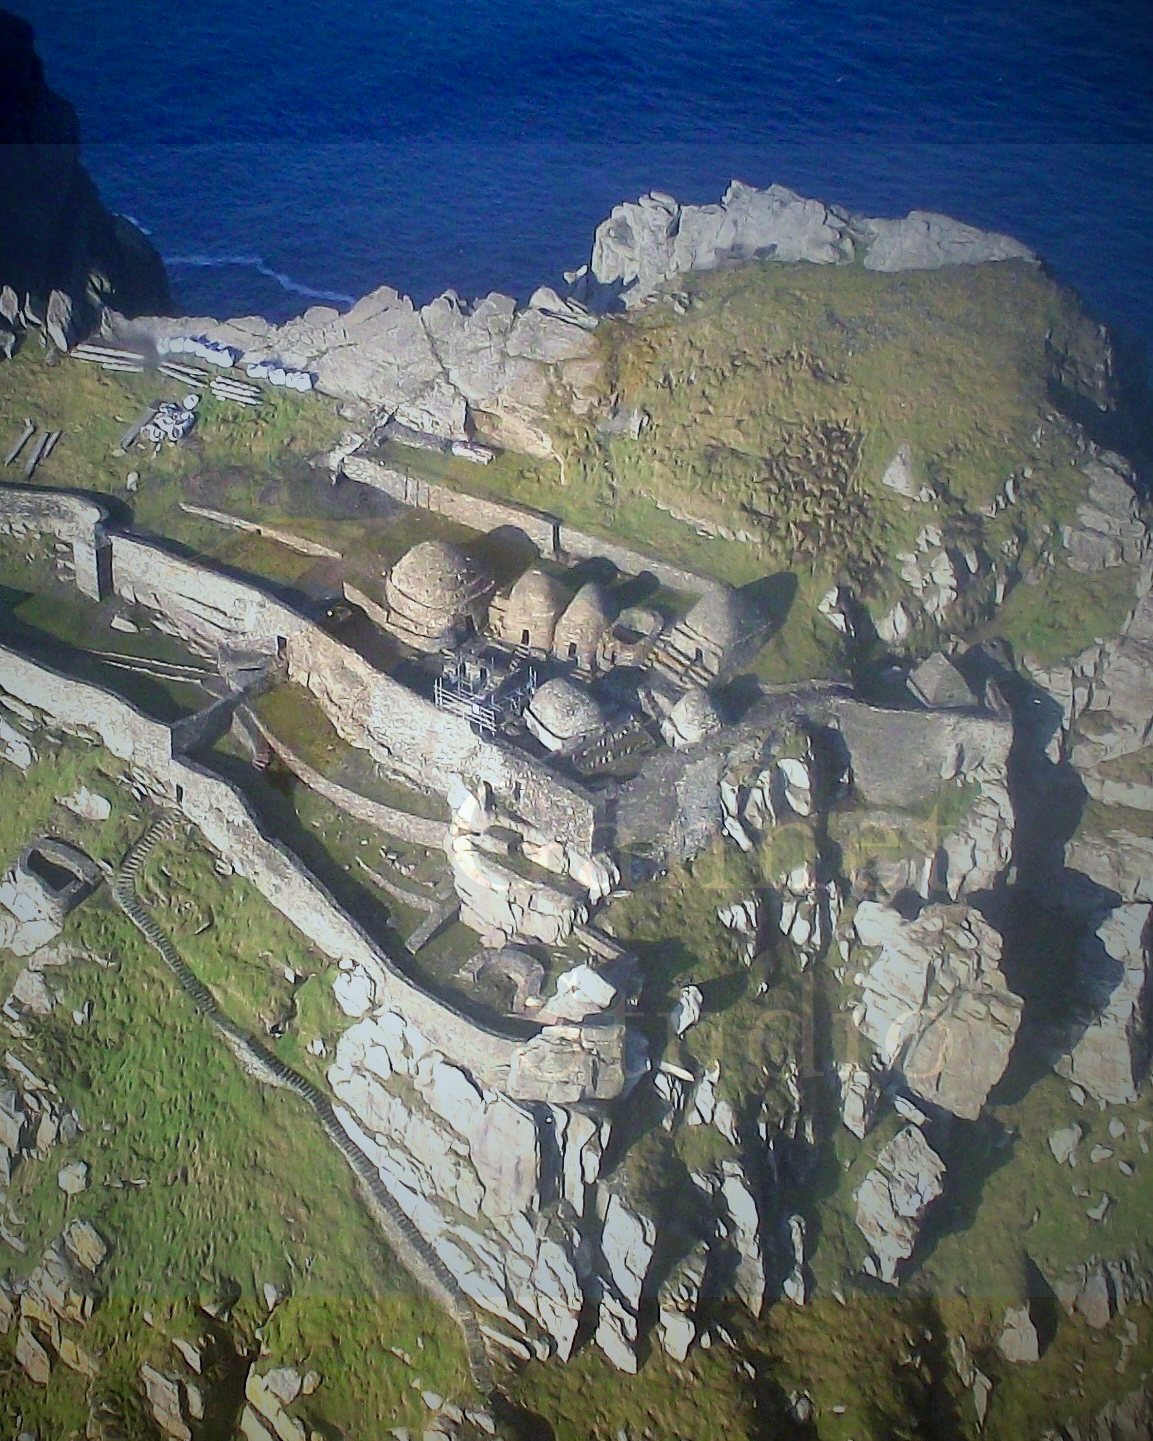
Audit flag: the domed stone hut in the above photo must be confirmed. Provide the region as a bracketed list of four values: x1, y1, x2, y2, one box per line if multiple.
[524, 676, 608, 753]
[552, 582, 616, 672]
[488, 568, 570, 651]
[383, 540, 494, 652]
[651, 585, 767, 686]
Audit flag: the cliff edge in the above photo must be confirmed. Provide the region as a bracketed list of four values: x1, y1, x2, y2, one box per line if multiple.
[0, 7, 170, 349]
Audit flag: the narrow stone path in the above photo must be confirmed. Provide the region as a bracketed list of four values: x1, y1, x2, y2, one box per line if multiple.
[113, 811, 496, 1394]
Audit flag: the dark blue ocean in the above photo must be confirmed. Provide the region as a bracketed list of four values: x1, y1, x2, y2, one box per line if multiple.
[18, 0, 1153, 357]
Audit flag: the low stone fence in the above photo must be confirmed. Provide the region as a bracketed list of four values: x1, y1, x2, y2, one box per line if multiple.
[240, 705, 447, 848]
[0, 641, 623, 1102]
[342, 454, 718, 597]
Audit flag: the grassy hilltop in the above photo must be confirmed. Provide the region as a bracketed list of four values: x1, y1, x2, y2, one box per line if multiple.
[409, 256, 1140, 678]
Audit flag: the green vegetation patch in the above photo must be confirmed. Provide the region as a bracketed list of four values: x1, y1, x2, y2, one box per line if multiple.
[987, 554, 1138, 668]
[0, 736, 469, 1435]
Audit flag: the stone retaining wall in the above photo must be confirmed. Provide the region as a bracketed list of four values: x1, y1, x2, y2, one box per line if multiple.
[241, 706, 447, 848]
[1, 484, 600, 858]
[0, 641, 624, 1102]
[343, 454, 718, 597]
[345, 456, 561, 553]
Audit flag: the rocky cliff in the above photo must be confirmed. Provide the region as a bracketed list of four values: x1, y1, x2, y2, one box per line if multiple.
[0, 8, 170, 353]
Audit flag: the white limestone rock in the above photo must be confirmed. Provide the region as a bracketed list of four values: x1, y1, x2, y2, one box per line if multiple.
[838, 1062, 881, 1139]
[538, 964, 617, 1023]
[880, 443, 918, 499]
[62, 1219, 107, 1272]
[670, 984, 703, 1036]
[719, 1160, 767, 1316]
[599, 1192, 656, 1312]
[141, 1364, 192, 1441]
[331, 967, 375, 1017]
[595, 1291, 639, 1373]
[589, 182, 853, 302]
[1060, 455, 1148, 575]
[687, 1062, 719, 1127]
[246, 1368, 308, 1441]
[11, 967, 55, 1014]
[57, 1159, 88, 1195]
[782, 1213, 809, 1304]
[16, 1320, 51, 1385]
[657, 1241, 708, 1363]
[1048, 1124, 1083, 1166]
[907, 653, 976, 711]
[858, 210, 1034, 271]
[1066, 819, 1153, 905]
[470, 1098, 540, 1218]
[855, 1125, 946, 1284]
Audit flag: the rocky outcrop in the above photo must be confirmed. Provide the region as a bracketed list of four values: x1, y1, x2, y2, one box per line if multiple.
[578, 180, 1033, 307]
[1056, 904, 1152, 1105]
[1042, 1378, 1153, 1441]
[1045, 1255, 1152, 1332]
[656, 1242, 708, 1363]
[1067, 587, 1153, 811]
[855, 1124, 946, 1283]
[1066, 821, 1153, 905]
[1060, 454, 1149, 576]
[1024, 457, 1149, 763]
[849, 902, 1022, 1120]
[586, 183, 854, 303]
[831, 698, 1014, 901]
[856, 209, 1034, 273]
[327, 1006, 614, 1362]
[0, 9, 169, 347]
[832, 699, 1012, 817]
[117, 281, 598, 452]
[998, 1303, 1041, 1363]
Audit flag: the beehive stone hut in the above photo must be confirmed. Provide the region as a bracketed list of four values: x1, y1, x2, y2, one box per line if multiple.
[489, 568, 570, 651]
[383, 540, 494, 652]
[525, 676, 608, 753]
[651, 586, 767, 686]
[552, 582, 616, 672]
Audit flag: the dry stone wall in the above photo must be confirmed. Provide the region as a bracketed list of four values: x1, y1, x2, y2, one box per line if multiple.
[0, 641, 623, 1102]
[0, 484, 601, 857]
[241, 706, 447, 847]
[343, 454, 717, 597]
[0, 484, 111, 599]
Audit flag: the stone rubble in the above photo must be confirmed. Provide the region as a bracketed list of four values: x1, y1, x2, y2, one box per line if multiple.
[57, 785, 112, 821]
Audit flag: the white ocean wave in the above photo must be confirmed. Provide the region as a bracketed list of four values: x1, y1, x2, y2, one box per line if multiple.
[163, 252, 355, 306]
